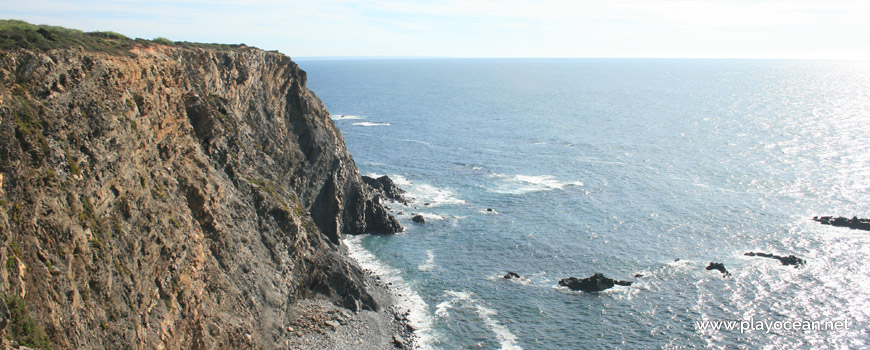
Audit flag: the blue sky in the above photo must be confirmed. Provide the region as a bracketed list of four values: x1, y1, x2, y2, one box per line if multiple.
[2, 0, 869, 59]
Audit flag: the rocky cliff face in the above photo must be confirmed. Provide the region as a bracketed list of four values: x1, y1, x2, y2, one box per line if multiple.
[0, 37, 401, 348]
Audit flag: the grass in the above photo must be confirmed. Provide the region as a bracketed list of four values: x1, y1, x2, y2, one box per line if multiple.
[6, 256, 17, 274]
[12, 96, 42, 137]
[3, 295, 53, 349]
[0, 19, 247, 54]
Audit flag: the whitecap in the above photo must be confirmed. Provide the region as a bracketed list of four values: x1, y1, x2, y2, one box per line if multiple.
[374, 174, 466, 207]
[353, 121, 391, 127]
[435, 290, 522, 350]
[488, 174, 584, 195]
[343, 235, 436, 349]
[417, 250, 437, 272]
[412, 212, 447, 221]
[331, 114, 364, 120]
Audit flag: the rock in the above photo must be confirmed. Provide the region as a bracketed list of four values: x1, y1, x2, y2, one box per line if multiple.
[558, 273, 632, 292]
[812, 216, 870, 231]
[503, 272, 520, 279]
[392, 335, 406, 348]
[706, 262, 731, 277]
[0, 297, 8, 331]
[412, 214, 425, 223]
[0, 23, 403, 349]
[744, 252, 805, 268]
[362, 175, 409, 204]
[634, 274, 644, 278]
[486, 208, 494, 212]
[324, 320, 340, 330]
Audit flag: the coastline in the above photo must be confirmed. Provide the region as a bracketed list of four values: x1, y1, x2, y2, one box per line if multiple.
[285, 243, 417, 350]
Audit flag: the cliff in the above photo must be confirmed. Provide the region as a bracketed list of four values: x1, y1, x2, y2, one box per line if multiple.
[0, 21, 402, 349]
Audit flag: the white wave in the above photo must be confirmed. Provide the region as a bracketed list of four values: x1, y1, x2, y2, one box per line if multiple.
[488, 174, 584, 195]
[488, 271, 551, 287]
[343, 235, 435, 349]
[435, 290, 522, 350]
[376, 174, 466, 207]
[418, 250, 436, 272]
[353, 122, 391, 127]
[412, 212, 447, 221]
[331, 114, 364, 120]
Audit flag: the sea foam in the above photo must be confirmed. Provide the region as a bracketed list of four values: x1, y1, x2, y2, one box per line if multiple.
[343, 235, 436, 349]
[373, 174, 466, 207]
[330, 114, 364, 120]
[353, 121, 391, 127]
[435, 290, 522, 350]
[488, 174, 584, 194]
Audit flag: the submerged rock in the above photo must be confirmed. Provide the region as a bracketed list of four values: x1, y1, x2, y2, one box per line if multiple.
[558, 273, 632, 292]
[503, 272, 520, 279]
[706, 262, 731, 277]
[812, 216, 870, 231]
[412, 214, 425, 223]
[745, 252, 805, 268]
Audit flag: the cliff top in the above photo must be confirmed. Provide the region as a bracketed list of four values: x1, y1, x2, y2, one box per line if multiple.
[0, 19, 252, 55]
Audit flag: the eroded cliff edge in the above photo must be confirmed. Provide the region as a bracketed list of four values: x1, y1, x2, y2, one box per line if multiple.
[0, 26, 402, 348]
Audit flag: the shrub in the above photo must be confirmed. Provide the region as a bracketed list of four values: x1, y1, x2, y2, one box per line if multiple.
[3, 295, 52, 349]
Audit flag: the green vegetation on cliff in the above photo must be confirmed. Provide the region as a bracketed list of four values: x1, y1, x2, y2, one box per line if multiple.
[3, 295, 53, 349]
[0, 20, 246, 54]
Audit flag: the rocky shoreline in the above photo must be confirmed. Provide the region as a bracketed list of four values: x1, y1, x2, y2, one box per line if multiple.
[284, 256, 416, 350]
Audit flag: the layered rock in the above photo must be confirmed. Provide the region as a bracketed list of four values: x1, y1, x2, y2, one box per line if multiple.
[0, 27, 400, 348]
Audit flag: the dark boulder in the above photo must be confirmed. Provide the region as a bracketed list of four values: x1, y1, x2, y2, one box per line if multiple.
[812, 216, 870, 231]
[362, 175, 409, 204]
[558, 273, 632, 292]
[745, 252, 805, 268]
[706, 262, 731, 277]
[503, 272, 520, 279]
[411, 214, 425, 223]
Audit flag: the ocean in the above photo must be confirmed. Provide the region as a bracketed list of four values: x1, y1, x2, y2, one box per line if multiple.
[298, 58, 870, 349]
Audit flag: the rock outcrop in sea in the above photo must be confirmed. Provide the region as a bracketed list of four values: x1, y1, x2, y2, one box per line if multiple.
[706, 262, 731, 277]
[0, 21, 402, 349]
[812, 216, 870, 231]
[558, 273, 632, 292]
[362, 175, 408, 205]
[744, 252, 805, 268]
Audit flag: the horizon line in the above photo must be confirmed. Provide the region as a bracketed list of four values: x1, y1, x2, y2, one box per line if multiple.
[292, 56, 870, 62]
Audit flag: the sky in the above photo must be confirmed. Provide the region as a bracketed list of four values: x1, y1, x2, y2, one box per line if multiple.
[1, 0, 869, 59]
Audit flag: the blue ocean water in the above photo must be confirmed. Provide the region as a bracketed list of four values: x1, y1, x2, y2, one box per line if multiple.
[299, 58, 870, 349]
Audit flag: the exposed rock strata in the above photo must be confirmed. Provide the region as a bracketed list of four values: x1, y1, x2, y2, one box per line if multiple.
[0, 37, 401, 348]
